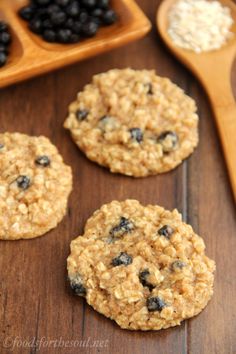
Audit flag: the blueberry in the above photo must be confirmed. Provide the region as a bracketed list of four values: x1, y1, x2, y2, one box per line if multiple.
[76, 109, 89, 121]
[18, 6, 35, 21]
[16, 176, 31, 190]
[91, 8, 104, 18]
[36, 8, 49, 20]
[70, 33, 81, 43]
[97, 0, 110, 9]
[66, 2, 80, 17]
[55, 0, 71, 6]
[0, 144, 4, 149]
[69, 274, 86, 296]
[35, 155, 51, 167]
[0, 32, 11, 45]
[0, 44, 8, 54]
[129, 128, 143, 143]
[147, 297, 166, 312]
[111, 252, 133, 267]
[146, 83, 153, 95]
[109, 217, 134, 240]
[102, 9, 117, 25]
[29, 19, 43, 34]
[50, 11, 67, 26]
[42, 19, 54, 29]
[157, 131, 178, 153]
[139, 269, 155, 291]
[57, 29, 72, 43]
[35, 0, 51, 5]
[0, 21, 8, 32]
[47, 4, 61, 15]
[82, 21, 98, 37]
[65, 18, 74, 29]
[0, 52, 7, 67]
[171, 260, 185, 271]
[158, 225, 173, 239]
[42, 29, 56, 42]
[78, 11, 89, 24]
[73, 21, 83, 34]
[81, 0, 97, 8]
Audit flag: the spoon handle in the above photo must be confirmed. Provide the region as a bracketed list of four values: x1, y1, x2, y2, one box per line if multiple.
[202, 72, 236, 202]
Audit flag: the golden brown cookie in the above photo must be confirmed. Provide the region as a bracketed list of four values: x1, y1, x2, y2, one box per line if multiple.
[67, 200, 215, 330]
[0, 132, 72, 240]
[64, 69, 199, 177]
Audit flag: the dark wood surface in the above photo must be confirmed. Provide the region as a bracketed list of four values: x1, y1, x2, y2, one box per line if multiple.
[0, 1, 236, 353]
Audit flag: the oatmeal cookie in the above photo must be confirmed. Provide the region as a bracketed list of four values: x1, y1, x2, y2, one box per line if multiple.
[0, 132, 72, 240]
[67, 200, 215, 331]
[64, 69, 199, 177]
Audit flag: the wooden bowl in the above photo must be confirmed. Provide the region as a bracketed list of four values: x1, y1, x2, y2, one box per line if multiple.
[0, 0, 151, 88]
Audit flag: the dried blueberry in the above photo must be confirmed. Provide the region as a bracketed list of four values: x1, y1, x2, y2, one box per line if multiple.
[0, 44, 8, 54]
[139, 269, 155, 291]
[91, 8, 104, 18]
[76, 109, 89, 121]
[147, 296, 166, 312]
[97, 0, 110, 9]
[109, 217, 134, 240]
[16, 176, 31, 190]
[57, 29, 72, 43]
[66, 2, 80, 17]
[73, 21, 83, 34]
[0, 22, 8, 32]
[111, 252, 133, 267]
[35, 155, 51, 167]
[129, 128, 143, 143]
[81, 0, 97, 8]
[19, 6, 35, 21]
[0, 32, 11, 45]
[69, 274, 86, 296]
[42, 19, 54, 30]
[82, 21, 99, 37]
[0, 52, 7, 68]
[47, 4, 61, 15]
[146, 83, 153, 95]
[68, 34, 80, 44]
[171, 260, 185, 271]
[102, 9, 117, 25]
[43, 29, 56, 42]
[157, 131, 178, 153]
[35, 0, 51, 5]
[50, 11, 67, 26]
[158, 225, 173, 239]
[78, 11, 89, 24]
[29, 19, 43, 34]
[55, 0, 70, 6]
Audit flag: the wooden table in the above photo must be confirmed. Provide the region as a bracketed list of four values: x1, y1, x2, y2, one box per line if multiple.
[0, 1, 236, 353]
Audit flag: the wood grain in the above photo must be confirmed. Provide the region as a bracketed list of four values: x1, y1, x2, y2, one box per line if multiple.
[0, 1, 236, 353]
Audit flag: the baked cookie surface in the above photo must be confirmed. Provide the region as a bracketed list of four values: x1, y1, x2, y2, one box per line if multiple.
[67, 200, 215, 331]
[64, 68, 199, 177]
[0, 132, 72, 240]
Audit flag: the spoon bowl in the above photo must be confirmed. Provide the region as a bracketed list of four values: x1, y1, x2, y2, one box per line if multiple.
[157, 0, 236, 203]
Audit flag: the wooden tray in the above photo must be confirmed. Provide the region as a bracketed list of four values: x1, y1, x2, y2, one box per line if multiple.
[0, 0, 151, 89]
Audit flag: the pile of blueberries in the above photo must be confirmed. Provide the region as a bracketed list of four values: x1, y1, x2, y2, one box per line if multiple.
[0, 22, 11, 68]
[19, 0, 117, 44]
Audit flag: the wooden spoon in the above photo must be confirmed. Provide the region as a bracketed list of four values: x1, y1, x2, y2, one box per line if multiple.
[157, 0, 236, 202]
